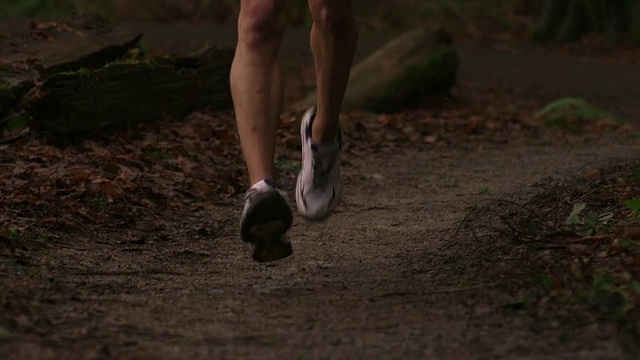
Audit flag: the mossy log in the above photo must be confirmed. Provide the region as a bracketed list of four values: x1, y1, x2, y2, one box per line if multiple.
[20, 47, 234, 134]
[2, 16, 234, 135]
[299, 27, 460, 113]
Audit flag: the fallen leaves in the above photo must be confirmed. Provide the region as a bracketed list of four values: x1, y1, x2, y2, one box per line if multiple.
[2, 76, 634, 240]
[0, 111, 249, 234]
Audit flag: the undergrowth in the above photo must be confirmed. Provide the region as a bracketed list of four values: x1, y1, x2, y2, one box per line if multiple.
[457, 161, 640, 348]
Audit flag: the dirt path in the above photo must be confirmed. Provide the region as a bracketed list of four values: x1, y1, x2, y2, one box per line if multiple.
[1, 132, 638, 359]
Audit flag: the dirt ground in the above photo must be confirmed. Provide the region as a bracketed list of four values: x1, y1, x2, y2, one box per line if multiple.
[1, 20, 640, 360]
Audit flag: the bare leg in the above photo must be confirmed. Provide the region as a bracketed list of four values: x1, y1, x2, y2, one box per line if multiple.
[231, 0, 287, 186]
[234, 0, 293, 263]
[307, 0, 358, 143]
[294, 0, 356, 220]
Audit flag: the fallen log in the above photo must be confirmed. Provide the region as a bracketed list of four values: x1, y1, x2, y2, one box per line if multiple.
[0, 16, 142, 119]
[20, 46, 234, 134]
[298, 27, 460, 113]
[1, 16, 234, 135]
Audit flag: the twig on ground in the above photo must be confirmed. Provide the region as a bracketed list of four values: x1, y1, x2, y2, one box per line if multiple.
[0, 127, 31, 145]
[575, 184, 640, 203]
[450, 198, 556, 251]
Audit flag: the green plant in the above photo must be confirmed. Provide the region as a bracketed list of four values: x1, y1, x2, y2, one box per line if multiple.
[145, 146, 171, 160]
[587, 273, 628, 319]
[534, 274, 554, 293]
[0, 326, 11, 343]
[624, 199, 640, 219]
[5, 114, 27, 131]
[1, 226, 48, 257]
[2, 226, 29, 246]
[274, 158, 300, 172]
[88, 195, 108, 211]
[566, 203, 614, 236]
[614, 238, 634, 250]
[150, 150, 170, 160]
[536, 97, 626, 130]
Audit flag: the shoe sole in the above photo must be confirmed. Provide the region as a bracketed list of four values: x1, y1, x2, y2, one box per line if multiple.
[240, 190, 293, 262]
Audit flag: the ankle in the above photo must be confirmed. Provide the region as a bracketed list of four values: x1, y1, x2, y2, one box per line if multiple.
[310, 112, 339, 144]
[250, 177, 276, 188]
[311, 129, 339, 145]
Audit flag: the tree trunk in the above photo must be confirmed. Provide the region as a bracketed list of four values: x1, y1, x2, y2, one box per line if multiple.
[298, 27, 460, 113]
[532, 0, 636, 42]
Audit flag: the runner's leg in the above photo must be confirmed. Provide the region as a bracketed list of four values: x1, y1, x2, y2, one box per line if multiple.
[232, 0, 293, 262]
[231, 0, 287, 185]
[295, 0, 357, 220]
[307, 0, 357, 142]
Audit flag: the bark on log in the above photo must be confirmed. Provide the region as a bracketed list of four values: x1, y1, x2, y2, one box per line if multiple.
[298, 27, 460, 113]
[20, 47, 234, 134]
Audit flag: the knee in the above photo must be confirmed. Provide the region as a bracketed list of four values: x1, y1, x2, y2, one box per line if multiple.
[238, 0, 285, 46]
[308, 0, 354, 34]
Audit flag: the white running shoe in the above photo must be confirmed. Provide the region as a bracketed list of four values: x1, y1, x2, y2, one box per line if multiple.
[240, 178, 293, 262]
[295, 107, 343, 221]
